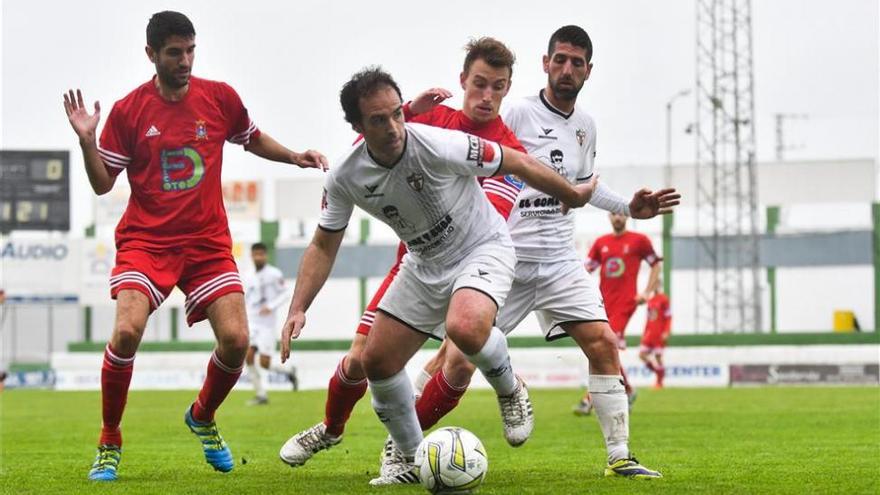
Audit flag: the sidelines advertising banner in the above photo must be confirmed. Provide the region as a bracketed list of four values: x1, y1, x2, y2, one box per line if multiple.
[730, 364, 880, 385]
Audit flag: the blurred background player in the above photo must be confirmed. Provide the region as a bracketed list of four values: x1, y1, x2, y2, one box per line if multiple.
[63, 11, 327, 481]
[575, 211, 662, 414]
[278, 38, 527, 469]
[244, 243, 298, 405]
[639, 282, 671, 388]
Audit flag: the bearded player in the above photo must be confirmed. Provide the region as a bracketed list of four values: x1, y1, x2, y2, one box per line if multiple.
[63, 11, 326, 481]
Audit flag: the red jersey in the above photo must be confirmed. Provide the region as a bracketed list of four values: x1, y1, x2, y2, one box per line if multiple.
[642, 292, 671, 347]
[587, 231, 660, 312]
[406, 104, 526, 220]
[98, 76, 260, 251]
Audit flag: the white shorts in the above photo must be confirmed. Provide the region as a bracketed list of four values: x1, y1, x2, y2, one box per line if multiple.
[497, 259, 607, 340]
[378, 235, 516, 340]
[249, 324, 276, 355]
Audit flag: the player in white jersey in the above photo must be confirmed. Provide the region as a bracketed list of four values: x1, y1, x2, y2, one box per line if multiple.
[244, 243, 297, 405]
[405, 26, 679, 480]
[278, 67, 596, 486]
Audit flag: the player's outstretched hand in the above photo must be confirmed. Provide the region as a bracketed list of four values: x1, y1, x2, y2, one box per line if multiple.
[409, 87, 453, 115]
[628, 187, 681, 219]
[561, 174, 599, 215]
[280, 311, 306, 363]
[63, 89, 100, 141]
[293, 150, 329, 171]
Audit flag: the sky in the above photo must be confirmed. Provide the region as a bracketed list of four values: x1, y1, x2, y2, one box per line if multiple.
[1, 0, 878, 234]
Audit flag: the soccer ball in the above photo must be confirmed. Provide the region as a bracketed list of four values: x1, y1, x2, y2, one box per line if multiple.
[414, 427, 488, 494]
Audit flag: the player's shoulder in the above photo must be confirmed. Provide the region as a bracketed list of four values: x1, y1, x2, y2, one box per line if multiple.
[110, 79, 156, 114]
[328, 140, 367, 184]
[266, 265, 284, 278]
[502, 93, 541, 116]
[629, 231, 652, 243]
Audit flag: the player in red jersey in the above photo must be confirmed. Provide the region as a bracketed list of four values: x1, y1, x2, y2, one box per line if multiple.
[63, 11, 327, 481]
[279, 37, 527, 468]
[639, 283, 671, 388]
[574, 211, 661, 413]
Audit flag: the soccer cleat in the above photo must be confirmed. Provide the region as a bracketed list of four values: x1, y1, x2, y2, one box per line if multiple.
[572, 396, 593, 416]
[604, 456, 662, 479]
[184, 406, 234, 473]
[368, 457, 420, 486]
[497, 376, 534, 447]
[246, 395, 269, 406]
[379, 435, 407, 477]
[279, 422, 342, 467]
[88, 444, 121, 481]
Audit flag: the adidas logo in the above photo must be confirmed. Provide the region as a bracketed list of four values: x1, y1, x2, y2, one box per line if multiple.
[145, 125, 161, 137]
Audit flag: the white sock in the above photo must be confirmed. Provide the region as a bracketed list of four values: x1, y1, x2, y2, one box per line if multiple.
[464, 327, 517, 397]
[369, 369, 423, 458]
[413, 369, 432, 394]
[589, 374, 630, 462]
[248, 363, 267, 398]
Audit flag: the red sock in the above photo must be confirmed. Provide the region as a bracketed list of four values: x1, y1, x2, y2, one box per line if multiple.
[323, 359, 368, 437]
[620, 366, 633, 395]
[656, 367, 665, 386]
[100, 344, 135, 447]
[416, 371, 467, 430]
[192, 352, 243, 423]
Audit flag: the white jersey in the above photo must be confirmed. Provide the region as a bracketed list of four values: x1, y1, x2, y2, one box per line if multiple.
[243, 264, 286, 331]
[502, 90, 597, 262]
[320, 123, 508, 266]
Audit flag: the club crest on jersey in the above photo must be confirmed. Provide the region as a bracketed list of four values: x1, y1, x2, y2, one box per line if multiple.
[504, 174, 524, 189]
[576, 128, 586, 146]
[195, 120, 208, 140]
[407, 172, 424, 192]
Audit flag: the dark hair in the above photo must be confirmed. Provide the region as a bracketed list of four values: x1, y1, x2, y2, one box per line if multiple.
[251, 242, 268, 252]
[463, 37, 516, 78]
[547, 25, 592, 62]
[146, 11, 195, 51]
[340, 66, 402, 125]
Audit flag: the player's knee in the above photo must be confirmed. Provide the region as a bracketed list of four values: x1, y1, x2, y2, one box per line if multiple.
[445, 320, 489, 355]
[218, 330, 249, 355]
[113, 321, 144, 353]
[343, 351, 367, 381]
[589, 328, 618, 356]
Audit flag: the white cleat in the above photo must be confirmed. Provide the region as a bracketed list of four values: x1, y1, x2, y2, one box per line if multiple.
[378, 435, 406, 478]
[498, 376, 534, 447]
[279, 422, 341, 467]
[368, 456, 419, 486]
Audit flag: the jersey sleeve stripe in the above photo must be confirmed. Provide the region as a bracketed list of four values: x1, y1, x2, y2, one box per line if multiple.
[318, 224, 347, 233]
[97, 147, 132, 162]
[576, 173, 593, 182]
[482, 179, 521, 196]
[482, 182, 518, 203]
[228, 121, 257, 143]
[102, 161, 126, 170]
[490, 145, 504, 177]
[98, 151, 131, 167]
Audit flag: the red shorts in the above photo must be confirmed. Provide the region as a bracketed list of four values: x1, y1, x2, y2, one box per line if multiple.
[639, 341, 666, 355]
[109, 245, 243, 326]
[607, 304, 637, 336]
[356, 244, 406, 336]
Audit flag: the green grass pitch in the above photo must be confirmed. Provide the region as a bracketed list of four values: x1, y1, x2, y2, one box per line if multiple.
[2, 387, 878, 494]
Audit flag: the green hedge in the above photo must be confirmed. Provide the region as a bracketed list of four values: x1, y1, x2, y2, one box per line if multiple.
[67, 331, 879, 353]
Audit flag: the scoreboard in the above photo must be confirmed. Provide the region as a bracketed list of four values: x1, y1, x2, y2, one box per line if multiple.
[0, 150, 70, 233]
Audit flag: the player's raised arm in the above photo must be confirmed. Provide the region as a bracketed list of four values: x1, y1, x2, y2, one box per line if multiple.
[244, 132, 329, 171]
[499, 146, 596, 208]
[279, 226, 345, 362]
[63, 89, 116, 195]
